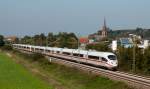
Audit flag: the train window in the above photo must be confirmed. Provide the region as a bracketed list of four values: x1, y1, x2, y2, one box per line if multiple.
[40, 49, 43, 51]
[79, 54, 83, 57]
[108, 55, 116, 60]
[73, 53, 79, 56]
[56, 51, 59, 53]
[45, 50, 49, 52]
[88, 55, 99, 60]
[48, 50, 51, 53]
[73, 53, 83, 57]
[101, 57, 108, 62]
[63, 52, 70, 55]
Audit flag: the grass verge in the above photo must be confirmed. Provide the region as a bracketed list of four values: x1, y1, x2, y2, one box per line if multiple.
[0, 52, 53, 89]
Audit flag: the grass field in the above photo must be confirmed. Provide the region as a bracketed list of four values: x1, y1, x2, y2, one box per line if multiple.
[0, 52, 52, 89]
[11, 51, 135, 89]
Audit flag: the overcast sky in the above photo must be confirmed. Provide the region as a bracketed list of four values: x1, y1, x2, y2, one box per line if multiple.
[0, 0, 150, 37]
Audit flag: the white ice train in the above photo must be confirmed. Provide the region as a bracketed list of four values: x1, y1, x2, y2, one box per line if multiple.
[13, 44, 118, 70]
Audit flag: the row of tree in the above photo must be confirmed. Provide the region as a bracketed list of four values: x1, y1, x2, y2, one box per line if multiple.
[117, 46, 150, 75]
[20, 32, 78, 49]
[108, 28, 150, 39]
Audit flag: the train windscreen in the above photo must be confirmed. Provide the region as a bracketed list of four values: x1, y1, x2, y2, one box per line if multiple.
[108, 55, 116, 60]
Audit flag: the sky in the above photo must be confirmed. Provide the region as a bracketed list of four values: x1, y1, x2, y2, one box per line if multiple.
[0, 0, 150, 37]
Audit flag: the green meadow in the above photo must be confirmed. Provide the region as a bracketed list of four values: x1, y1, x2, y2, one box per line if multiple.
[0, 52, 52, 89]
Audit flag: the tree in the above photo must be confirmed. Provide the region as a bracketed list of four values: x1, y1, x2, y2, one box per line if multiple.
[0, 35, 5, 46]
[47, 32, 56, 46]
[142, 47, 150, 75]
[117, 47, 133, 71]
[14, 37, 19, 44]
[51, 32, 78, 48]
[33, 35, 40, 45]
[39, 33, 46, 46]
[86, 42, 110, 52]
[21, 36, 33, 44]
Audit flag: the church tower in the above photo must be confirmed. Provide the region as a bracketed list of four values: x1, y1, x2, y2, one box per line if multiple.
[101, 18, 108, 38]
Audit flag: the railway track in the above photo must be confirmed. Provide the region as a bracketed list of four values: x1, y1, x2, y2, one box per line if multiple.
[49, 57, 150, 89]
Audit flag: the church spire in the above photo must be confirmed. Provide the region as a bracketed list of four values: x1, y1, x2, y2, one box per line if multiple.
[101, 17, 108, 38]
[102, 17, 107, 31]
[104, 17, 106, 27]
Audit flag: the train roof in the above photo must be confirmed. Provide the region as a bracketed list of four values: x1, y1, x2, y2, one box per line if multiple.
[88, 51, 115, 57]
[52, 47, 62, 51]
[62, 48, 73, 53]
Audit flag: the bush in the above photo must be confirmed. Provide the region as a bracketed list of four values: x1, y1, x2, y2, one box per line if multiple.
[30, 53, 44, 61]
[1, 45, 12, 51]
[0, 40, 5, 46]
[20, 52, 49, 64]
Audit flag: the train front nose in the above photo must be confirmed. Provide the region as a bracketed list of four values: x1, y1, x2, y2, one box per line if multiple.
[110, 60, 118, 67]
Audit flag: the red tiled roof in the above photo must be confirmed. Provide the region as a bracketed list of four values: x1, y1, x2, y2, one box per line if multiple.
[79, 37, 89, 43]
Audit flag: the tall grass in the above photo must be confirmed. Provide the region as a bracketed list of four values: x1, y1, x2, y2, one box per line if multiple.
[0, 52, 53, 89]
